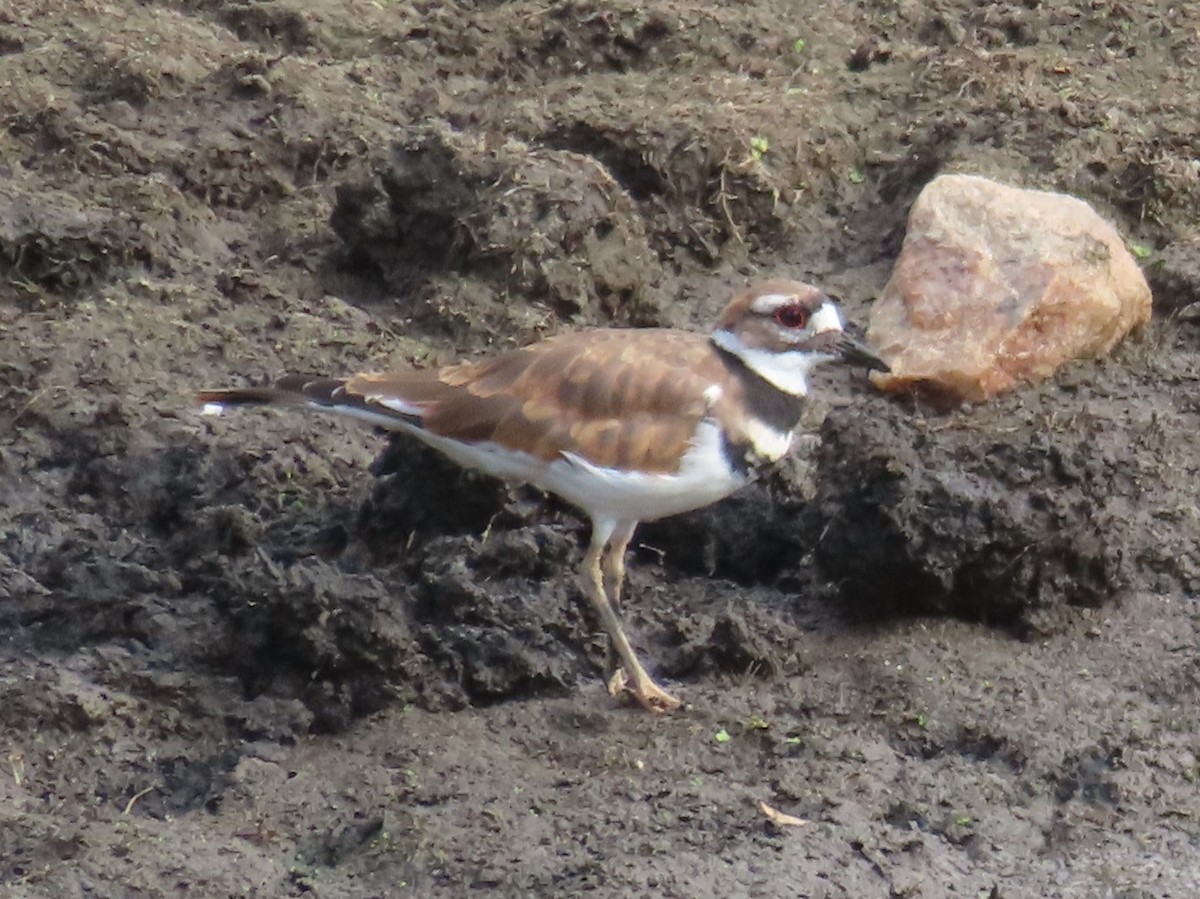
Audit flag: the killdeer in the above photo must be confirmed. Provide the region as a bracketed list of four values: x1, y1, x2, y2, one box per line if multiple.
[198, 280, 887, 713]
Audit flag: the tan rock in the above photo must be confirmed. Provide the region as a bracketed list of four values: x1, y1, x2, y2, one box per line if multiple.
[868, 174, 1152, 403]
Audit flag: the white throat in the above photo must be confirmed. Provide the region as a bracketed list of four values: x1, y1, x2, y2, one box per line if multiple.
[710, 329, 831, 397]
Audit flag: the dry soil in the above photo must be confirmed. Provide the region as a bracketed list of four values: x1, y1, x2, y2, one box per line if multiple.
[3, 1, 1200, 897]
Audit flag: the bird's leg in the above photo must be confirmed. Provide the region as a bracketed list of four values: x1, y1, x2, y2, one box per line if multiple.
[600, 521, 637, 695]
[582, 524, 681, 714]
[602, 520, 637, 605]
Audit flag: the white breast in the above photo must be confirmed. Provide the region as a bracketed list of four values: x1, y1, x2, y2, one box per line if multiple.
[743, 417, 794, 462]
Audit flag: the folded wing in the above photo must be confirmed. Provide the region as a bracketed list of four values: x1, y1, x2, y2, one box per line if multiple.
[200, 329, 726, 474]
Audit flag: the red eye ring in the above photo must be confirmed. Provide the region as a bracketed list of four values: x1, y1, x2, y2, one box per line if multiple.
[774, 305, 809, 329]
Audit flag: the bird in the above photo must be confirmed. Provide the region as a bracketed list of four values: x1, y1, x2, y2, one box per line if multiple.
[197, 279, 888, 713]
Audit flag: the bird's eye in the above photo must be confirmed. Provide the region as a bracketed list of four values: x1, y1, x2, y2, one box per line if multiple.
[773, 304, 809, 329]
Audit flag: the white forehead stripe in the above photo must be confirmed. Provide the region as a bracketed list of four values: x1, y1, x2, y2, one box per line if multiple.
[749, 293, 801, 314]
[808, 301, 844, 334]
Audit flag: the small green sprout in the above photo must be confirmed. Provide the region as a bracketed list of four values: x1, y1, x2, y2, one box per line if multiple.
[1130, 242, 1153, 260]
[793, 38, 807, 54]
[714, 728, 732, 743]
[749, 136, 769, 160]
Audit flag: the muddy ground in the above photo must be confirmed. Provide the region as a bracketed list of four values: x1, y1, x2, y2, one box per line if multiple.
[3, 0, 1200, 896]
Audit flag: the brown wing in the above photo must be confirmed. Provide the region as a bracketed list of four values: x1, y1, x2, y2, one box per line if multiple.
[346, 329, 728, 473]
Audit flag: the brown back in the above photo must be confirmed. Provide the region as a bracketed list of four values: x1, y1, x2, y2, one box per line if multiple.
[347, 329, 731, 473]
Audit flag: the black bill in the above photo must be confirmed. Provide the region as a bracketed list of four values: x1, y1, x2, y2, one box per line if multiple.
[835, 333, 890, 373]
[802, 327, 890, 373]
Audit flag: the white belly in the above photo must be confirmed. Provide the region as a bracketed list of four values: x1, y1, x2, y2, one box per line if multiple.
[417, 419, 749, 524]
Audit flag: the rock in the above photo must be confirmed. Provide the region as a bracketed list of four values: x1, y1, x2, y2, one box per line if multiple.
[868, 174, 1152, 403]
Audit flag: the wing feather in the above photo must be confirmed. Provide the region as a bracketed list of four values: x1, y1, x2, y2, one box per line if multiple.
[413, 330, 728, 471]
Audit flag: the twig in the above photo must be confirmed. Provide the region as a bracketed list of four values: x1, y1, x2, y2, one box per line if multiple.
[717, 156, 745, 246]
[123, 784, 157, 815]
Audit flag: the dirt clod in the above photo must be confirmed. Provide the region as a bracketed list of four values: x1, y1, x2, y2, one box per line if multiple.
[812, 395, 1127, 631]
[330, 123, 666, 343]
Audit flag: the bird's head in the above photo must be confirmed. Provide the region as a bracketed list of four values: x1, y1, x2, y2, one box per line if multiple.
[710, 279, 889, 396]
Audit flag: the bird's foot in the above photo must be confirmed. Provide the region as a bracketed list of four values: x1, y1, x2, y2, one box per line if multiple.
[607, 667, 682, 714]
[605, 667, 627, 697]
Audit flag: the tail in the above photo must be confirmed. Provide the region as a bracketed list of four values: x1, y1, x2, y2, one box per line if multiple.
[197, 374, 425, 431]
[198, 374, 347, 410]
